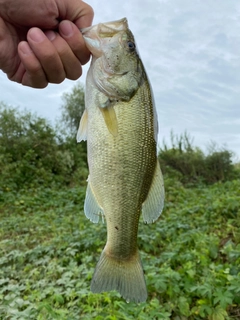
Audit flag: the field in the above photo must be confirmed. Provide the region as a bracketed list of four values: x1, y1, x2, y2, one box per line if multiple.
[0, 98, 239, 319]
[1, 177, 240, 319]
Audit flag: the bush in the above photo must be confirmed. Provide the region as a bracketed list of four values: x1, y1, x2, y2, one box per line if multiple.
[159, 131, 238, 185]
[0, 103, 87, 190]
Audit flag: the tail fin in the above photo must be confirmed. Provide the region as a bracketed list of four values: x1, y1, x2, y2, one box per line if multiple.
[90, 249, 147, 303]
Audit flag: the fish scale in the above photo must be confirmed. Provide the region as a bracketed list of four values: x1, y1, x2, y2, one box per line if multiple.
[77, 18, 164, 303]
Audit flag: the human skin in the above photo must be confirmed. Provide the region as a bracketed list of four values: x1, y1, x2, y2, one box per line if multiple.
[0, 0, 94, 88]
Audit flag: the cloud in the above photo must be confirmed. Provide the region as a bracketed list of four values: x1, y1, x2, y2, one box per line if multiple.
[0, 72, 83, 124]
[0, 0, 239, 158]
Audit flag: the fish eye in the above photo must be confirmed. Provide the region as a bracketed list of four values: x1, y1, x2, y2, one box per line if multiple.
[127, 41, 135, 51]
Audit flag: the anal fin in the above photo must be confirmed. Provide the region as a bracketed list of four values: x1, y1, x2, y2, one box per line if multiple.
[142, 161, 164, 224]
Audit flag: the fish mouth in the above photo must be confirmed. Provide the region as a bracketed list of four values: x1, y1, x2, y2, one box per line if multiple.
[81, 18, 128, 57]
[81, 17, 128, 36]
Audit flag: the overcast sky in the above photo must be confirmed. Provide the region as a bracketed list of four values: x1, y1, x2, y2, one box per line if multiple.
[0, 0, 240, 160]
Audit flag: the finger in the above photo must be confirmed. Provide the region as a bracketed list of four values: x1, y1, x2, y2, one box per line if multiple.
[0, 17, 20, 77]
[45, 30, 82, 80]
[27, 27, 66, 83]
[72, 1, 94, 28]
[56, 0, 94, 28]
[18, 41, 48, 88]
[0, 0, 59, 28]
[59, 20, 90, 65]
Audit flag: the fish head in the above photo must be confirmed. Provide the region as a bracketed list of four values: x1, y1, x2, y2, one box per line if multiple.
[81, 18, 143, 96]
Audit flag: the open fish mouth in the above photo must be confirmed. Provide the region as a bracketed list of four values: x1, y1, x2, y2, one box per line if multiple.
[80, 18, 129, 57]
[81, 17, 128, 36]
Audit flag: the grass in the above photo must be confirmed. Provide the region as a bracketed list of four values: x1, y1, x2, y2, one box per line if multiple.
[0, 177, 240, 319]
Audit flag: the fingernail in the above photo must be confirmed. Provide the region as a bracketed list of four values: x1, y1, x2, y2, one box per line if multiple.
[60, 20, 73, 37]
[19, 42, 33, 55]
[45, 30, 56, 41]
[28, 28, 45, 43]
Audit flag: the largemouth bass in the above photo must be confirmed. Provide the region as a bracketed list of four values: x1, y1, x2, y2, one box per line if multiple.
[77, 18, 164, 303]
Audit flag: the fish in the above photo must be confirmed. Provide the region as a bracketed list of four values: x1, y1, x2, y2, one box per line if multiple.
[77, 18, 164, 303]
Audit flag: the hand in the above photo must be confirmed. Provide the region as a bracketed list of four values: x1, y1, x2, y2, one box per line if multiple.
[0, 0, 94, 88]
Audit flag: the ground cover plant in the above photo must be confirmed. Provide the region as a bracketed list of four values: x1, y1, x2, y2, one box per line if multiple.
[1, 178, 240, 319]
[0, 94, 239, 319]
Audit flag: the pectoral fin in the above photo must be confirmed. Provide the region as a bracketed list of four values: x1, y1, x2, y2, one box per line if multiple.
[100, 105, 118, 137]
[84, 177, 104, 223]
[142, 161, 164, 224]
[77, 110, 88, 142]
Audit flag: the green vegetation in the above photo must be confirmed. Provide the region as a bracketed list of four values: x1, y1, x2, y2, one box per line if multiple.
[0, 85, 239, 319]
[0, 84, 87, 191]
[159, 131, 239, 186]
[60, 82, 85, 137]
[1, 180, 240, 319]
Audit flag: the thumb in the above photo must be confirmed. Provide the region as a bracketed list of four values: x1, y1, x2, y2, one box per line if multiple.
[56, 0, 94, 28]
